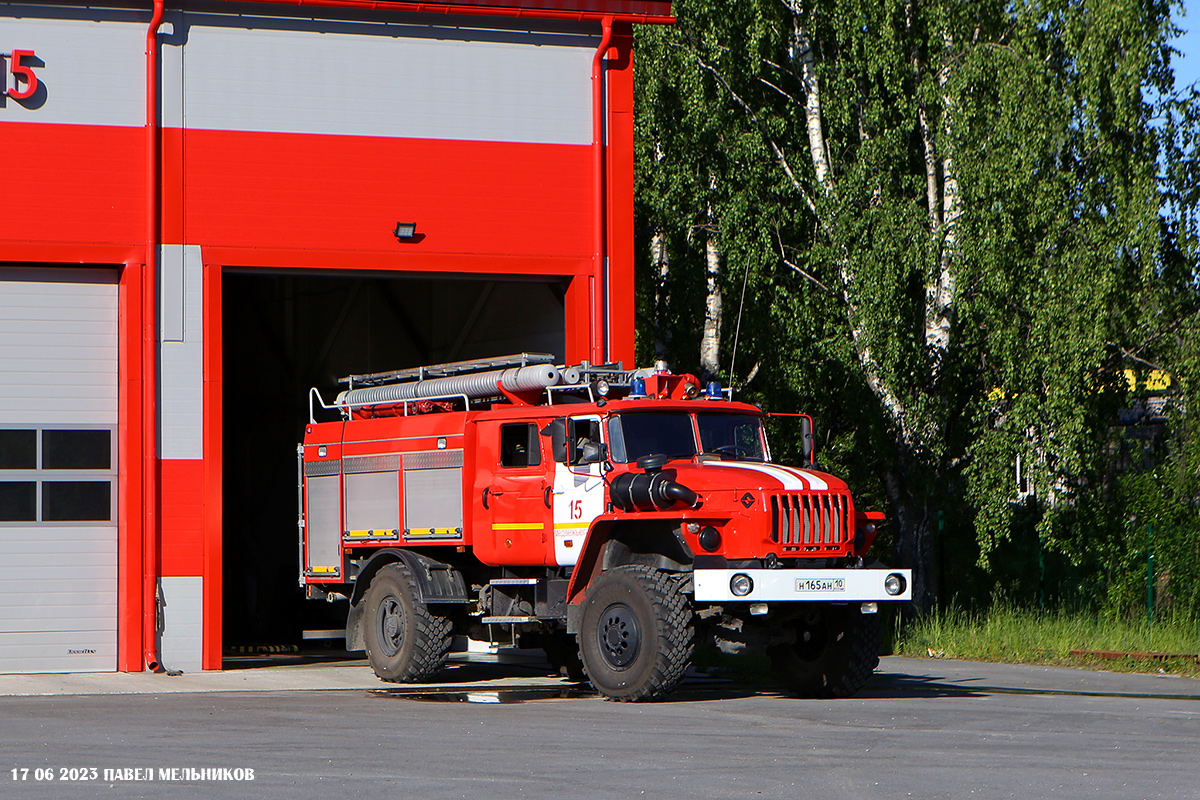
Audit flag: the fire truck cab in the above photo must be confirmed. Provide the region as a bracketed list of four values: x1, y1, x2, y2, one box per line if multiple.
[300, 354, 911, 700]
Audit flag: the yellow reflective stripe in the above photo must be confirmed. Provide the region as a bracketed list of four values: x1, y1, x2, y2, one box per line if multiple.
[309, 566, 339, 574]
[553, 523, 588, 530]
[491, 522, 546, 531]
[406, 528, 460, 537]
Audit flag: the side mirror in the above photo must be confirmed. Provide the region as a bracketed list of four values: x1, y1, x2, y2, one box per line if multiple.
[800, 414, 815, 468]
[547, 419, 569, 464]
[578, 441, 607, 465]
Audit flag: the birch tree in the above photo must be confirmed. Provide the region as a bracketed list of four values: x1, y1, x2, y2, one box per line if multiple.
[635, 0, 1197, 612]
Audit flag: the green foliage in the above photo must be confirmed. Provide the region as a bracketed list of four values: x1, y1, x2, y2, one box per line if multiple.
[634, 0, 1200, 615]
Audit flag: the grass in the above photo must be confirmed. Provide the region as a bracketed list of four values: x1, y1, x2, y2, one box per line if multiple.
[892, 604, 1200, 678]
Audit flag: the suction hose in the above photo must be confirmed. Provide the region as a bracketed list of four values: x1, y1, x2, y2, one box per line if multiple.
[337, 364, 566, 407]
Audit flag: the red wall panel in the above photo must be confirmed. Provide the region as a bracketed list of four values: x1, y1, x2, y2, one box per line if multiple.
[606, 25, 636, 365]
[164, 129, 594, 261]
[0, 123, 143, 249]
[160, 459, 205, 577]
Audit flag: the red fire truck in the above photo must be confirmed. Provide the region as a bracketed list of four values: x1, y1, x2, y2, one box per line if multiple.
[299, 354, 911, 700]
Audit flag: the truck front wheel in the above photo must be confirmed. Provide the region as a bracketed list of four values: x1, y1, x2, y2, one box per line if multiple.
[362, 563, 453, 682]
[579, 565, 694, 701]
[767, 605, 880, 698]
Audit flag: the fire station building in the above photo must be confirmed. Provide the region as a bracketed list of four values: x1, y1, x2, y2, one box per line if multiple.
[0, 0, 670, 673]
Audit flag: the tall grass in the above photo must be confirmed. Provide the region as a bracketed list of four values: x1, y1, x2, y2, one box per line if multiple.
[892, 604, 1200, 677]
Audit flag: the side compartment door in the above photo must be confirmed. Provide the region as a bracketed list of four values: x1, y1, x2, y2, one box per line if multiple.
[551, 415, 605, 566]
[475, 419, 551, 565]
[303, 422, 345, 580]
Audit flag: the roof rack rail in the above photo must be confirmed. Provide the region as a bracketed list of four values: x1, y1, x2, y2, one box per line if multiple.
[339, 353, 557, 388]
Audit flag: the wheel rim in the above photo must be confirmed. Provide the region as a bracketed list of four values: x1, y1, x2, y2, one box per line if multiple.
[597, 602, 640, 670]
[376, 595, 405, 657]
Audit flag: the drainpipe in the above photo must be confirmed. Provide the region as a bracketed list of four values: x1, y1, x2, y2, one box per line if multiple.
[590, 16, 613, 365]
[144, 0, 165, 672]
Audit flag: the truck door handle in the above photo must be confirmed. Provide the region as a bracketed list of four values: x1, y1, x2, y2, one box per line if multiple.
[544, 486, 553, 509]
[482, 487, 490, 509]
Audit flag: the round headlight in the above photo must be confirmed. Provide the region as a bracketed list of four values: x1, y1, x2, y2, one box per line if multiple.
[730, 573, 754, 597]
[884, 573, 906, 596]
[697, 526, 721, 552]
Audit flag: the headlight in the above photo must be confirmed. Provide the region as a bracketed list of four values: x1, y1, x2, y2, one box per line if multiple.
[730, 573, 753, 597]
[884, 573, 907, 596]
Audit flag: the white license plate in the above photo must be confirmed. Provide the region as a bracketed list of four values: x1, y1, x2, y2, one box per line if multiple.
[794, 577, 846, 593]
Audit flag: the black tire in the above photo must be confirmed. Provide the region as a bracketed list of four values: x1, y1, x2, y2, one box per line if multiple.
[767, 605, 880, 698]
[543, 631, 586, 682]
[362, 563, 453, 682]
[578, 565, 694, 702]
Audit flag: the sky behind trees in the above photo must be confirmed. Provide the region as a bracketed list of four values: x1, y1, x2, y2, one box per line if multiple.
[1178, 0, 1199, 89]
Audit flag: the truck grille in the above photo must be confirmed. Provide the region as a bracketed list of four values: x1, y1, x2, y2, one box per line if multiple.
[769, 492, 849, 549]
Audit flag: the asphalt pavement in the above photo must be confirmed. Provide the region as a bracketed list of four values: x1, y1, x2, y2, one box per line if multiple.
[1, 654, 1197, 800]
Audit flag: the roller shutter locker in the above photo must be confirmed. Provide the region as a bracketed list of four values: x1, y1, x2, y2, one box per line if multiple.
[0, 268, 119, 673]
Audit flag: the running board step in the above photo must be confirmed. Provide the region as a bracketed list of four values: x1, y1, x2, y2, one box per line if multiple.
[480, 615, 539, 624]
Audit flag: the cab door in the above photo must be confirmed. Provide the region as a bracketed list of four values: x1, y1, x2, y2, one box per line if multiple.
[551, 415, 605, 566]
[476, 419, 551, 565]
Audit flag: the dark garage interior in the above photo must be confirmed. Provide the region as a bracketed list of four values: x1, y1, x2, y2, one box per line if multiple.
[221, 270, 568, 648]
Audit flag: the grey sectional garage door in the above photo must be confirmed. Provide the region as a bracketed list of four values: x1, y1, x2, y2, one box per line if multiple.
[0, 268, 119, 673]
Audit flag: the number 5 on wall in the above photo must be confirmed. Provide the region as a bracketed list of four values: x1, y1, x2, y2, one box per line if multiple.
[7, 50, 39, 100]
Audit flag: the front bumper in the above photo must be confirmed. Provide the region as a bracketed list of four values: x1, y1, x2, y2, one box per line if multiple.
[693, 568, 913, 603]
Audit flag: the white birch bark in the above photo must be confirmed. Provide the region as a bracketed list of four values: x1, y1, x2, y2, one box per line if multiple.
[651, 142, 672, 361]
[925, 36, 961, 372]
[701, 186, 723, 376]
[906, 1, 942, 232]
[788, 1, 832, 192]
[652, 227, 671, 361]
[787, 0, 916, 444]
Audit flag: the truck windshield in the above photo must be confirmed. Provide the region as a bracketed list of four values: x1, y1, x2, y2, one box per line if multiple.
[696, 413, 766, 461]
[607, 412, 696, 463]
[606, 411, 767, 463]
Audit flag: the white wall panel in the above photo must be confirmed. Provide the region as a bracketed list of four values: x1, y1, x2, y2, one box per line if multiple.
[159, 576, 203, 673]
[159, 245, 204, 460]
[179, 17, 595, 144]
[3, 9, 596, 142]
[0, 14, 144, 127]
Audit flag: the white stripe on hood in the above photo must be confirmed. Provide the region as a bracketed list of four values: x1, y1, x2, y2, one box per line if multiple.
[710, 462, 829, 491]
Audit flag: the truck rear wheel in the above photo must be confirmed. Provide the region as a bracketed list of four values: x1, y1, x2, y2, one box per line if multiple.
[579, 565, 694, 702]
[362, 563, 452, 682]
[767, 605, 880, 698]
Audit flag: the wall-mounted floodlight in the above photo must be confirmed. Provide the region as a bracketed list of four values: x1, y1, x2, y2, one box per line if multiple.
[393, 222, 417, 240]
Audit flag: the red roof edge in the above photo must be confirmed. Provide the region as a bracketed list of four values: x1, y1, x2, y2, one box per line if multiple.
[214, 0, 674, 23]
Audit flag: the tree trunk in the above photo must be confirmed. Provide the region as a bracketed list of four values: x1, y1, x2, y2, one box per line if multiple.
[884, 460, 938, 612]
[788, 1, 915, 445]
[789, 0, 938, 611]
[652, 227, 671, 361]
[788, 1, 832, 191]
[701, 228, 722, 377]
[925, 38, 960, 382]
